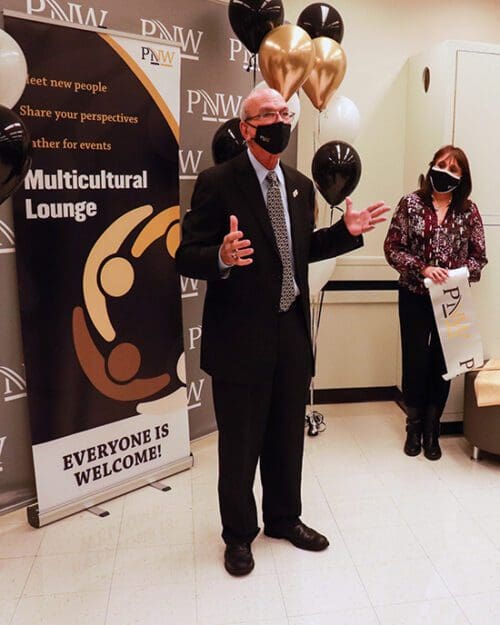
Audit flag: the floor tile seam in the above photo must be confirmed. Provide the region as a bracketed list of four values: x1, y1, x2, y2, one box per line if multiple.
[404, 519, 500, 561]
[10, 588, 111, 625]
[7, 581, 24, 625]
[388, 479, 476, 525]
[115, 540, 195, 553]
[458, 515, 500, 553]
[103, 491, 127, 625]
[372, 493, 460, 601]
[6, 542, 41, 622]
[316, 476, 382, 616]
[269, 546, 294, 625]
[191, 464, 204, 625]
[402, 510, 475, 615]
[0, 552, 39, 561]
[372, 595, 473, 624]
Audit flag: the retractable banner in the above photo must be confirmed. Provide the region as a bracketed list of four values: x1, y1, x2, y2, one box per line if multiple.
[5, 13, 191, 526]
[425, 266, 484, 381]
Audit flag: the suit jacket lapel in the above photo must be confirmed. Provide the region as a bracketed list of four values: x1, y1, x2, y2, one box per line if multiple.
[282, 165, 306, 273]
[234, 152, 279, 255]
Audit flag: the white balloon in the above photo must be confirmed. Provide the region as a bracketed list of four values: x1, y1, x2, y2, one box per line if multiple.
[0, 30, 28, 108]
[176, 351, 186, 385]
[308, 257, 336, 299]
[319, 95, 360, 145]
[254, 79, 301, 132]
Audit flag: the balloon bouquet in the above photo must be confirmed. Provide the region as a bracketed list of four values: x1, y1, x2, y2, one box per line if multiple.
[0, 29, 31, 205]
[297, 4, 363, 434]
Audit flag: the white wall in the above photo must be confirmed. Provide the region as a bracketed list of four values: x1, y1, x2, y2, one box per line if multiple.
[286, 0, 500, 390]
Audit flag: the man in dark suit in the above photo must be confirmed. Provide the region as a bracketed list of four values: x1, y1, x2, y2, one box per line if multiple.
[176, 87, 389, 576]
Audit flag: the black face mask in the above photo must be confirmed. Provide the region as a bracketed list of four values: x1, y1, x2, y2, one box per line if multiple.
[248, 121, 291, 154]
[429, 166, 461, 193]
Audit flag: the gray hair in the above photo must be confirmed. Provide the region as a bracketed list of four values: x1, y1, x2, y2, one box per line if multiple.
[239, 86, 284, 121]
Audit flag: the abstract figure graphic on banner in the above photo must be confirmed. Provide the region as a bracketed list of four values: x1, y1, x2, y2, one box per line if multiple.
[73, 204, 183, 402]
[384, 145, 487, 461]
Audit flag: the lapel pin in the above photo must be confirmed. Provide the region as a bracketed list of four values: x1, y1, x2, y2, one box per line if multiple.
[293, 189, 298, 198]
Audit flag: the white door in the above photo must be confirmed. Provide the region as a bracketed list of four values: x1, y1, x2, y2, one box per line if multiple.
[454, 49, 500, 358]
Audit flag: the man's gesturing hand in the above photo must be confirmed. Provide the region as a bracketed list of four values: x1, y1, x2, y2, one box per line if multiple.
[220, 215, 254, 267]
[343, 197, 391, 236]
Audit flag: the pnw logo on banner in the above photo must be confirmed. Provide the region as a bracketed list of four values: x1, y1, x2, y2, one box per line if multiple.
[0, 366, 27, 402]
[0, 220, 16, 254]
[141, 46, 176, 68]
[140, 19, 203, 61]
[187, 90, 243, 123]
[26, 0, 108, 27]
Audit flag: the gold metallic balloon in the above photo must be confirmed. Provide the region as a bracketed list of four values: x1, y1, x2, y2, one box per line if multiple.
[258, 25, 314, 102]
[302, 37, 347, 111]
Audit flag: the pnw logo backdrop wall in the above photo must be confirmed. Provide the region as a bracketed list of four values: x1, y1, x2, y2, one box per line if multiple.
[0, 208, 36, 511]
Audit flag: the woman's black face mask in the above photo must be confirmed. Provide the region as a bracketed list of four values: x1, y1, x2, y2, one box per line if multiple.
[429, 166, 461, 193]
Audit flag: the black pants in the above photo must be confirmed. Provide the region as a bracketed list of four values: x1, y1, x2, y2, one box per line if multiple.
[212, 301, 312, 545]
[398, 286, 450, 415]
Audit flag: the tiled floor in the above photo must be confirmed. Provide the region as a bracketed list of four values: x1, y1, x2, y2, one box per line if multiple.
[1, 401, 500, 625]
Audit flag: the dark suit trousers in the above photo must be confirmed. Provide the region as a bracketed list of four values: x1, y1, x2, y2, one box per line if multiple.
[398, 286, 450, 415]
[212, 300, 312, 545]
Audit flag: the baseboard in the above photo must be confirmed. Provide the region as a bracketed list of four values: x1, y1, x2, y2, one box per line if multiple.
[313, 389, 464, 435]
[439, 422, 464, 435]
[313, 386, 402, 404]
[324, 280, 399, 291]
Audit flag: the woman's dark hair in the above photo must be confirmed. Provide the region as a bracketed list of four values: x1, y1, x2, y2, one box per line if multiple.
[417, 145, 472, 212]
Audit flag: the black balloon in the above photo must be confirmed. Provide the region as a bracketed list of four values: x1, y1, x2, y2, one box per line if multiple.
[0, 105, 32, 205]
[212, 118, 246, 165]
[312, 141, 361, 206]
[297, 3, 344, 43]
[228, 0, 284, 54]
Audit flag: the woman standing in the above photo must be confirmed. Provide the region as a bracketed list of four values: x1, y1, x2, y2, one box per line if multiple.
[384, 145, 487, 460]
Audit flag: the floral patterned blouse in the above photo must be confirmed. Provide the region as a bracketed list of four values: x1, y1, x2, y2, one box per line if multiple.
[384, 192, 487, 295]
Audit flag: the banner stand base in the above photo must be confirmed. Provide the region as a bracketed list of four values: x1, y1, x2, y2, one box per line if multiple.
[149, 481, 172, 492]
[27, 453, 193, 528]
[86, 505, 111, 518]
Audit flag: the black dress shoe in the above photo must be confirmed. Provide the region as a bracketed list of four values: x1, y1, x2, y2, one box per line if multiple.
[264, 521, 329, 551]
[224, 542, 254, 576]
